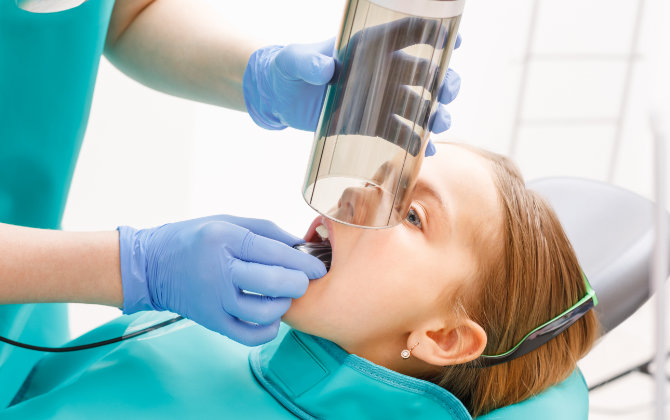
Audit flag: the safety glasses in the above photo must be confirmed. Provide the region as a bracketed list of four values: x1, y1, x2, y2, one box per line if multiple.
[478, 272, 598, 367]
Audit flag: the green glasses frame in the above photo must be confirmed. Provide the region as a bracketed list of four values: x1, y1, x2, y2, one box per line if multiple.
[478, 272, 598, 367]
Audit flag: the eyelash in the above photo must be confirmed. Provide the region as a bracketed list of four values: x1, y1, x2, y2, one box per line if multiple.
[406, 206, 423, 229]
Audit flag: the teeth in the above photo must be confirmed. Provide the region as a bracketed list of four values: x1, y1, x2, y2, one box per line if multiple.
[316, 224, 329, 241]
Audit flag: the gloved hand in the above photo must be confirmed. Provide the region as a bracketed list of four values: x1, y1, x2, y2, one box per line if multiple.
[243, 29, 461, 157]
[118, 215, 326, 346]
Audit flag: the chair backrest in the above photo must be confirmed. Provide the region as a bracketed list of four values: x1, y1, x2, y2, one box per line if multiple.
[528, 177, 662, 333]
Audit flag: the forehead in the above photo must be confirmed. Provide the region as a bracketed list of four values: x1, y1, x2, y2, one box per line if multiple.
[420, 144, 503, 247]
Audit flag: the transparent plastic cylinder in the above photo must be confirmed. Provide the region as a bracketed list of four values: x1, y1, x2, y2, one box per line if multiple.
[302, 0, 464, 228]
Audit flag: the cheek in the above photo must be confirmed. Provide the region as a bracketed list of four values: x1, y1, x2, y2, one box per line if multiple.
[284, 226, 455, 343]
[350, 233, 472, 321]
[330, 230, 440, 326]
[334, 228, 410, 281]
[284, 230, 413, 337]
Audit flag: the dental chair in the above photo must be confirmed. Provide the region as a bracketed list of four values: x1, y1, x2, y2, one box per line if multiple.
[479, 176, 661, 419]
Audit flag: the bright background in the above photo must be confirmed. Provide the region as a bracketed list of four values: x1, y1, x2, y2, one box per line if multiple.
[61, 0, 670, 418]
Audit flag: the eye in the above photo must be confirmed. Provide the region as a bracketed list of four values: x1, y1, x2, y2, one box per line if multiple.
[406, 207, 422, 229]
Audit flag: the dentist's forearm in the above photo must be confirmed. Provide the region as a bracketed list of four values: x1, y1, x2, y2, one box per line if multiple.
[0, 223, 123, 307]
[105, 0, 261, 111]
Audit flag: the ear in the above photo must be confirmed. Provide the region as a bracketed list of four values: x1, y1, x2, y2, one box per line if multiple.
[410, 320, 487, 367]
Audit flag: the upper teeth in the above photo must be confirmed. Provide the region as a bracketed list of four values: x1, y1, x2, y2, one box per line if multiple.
[316, 225, 329, 240]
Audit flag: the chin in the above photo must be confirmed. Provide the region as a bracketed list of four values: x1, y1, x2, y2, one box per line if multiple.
[284, 215, 340, 334]
[281, 305, 314, 335]
[282, 275, 339, 339]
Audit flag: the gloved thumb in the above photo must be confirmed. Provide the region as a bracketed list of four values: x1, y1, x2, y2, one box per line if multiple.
[274, 38, 336, 85]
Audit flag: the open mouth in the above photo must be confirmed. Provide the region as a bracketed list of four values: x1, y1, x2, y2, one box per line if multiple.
[297, 216, 333, 272]
[305, 216, 332, 244]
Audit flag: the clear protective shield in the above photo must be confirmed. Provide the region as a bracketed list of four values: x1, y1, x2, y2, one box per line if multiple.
[303, 0, 462, 228]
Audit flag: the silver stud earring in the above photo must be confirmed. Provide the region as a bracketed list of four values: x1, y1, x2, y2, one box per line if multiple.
[401, 342, 420, 359]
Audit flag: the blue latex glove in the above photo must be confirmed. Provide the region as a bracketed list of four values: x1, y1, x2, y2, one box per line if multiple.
[118, 215, 326, 346]
[243, 32, 461, 157]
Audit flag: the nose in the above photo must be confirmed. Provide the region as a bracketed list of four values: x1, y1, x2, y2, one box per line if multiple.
[336, 184, 386, 226]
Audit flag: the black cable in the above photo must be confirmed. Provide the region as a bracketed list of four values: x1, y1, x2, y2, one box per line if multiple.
[0, 315, 184, 352]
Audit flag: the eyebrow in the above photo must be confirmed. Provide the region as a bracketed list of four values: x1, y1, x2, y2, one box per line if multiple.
[413, 179, 450, 232]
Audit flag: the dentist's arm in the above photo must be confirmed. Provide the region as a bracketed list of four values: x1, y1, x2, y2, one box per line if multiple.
[105, 0, 255, 111]
[0, 223, 123, 307]
[0, 216, 326, 346]
[105, 0, 462, 148]
[104, 0, 338, 131]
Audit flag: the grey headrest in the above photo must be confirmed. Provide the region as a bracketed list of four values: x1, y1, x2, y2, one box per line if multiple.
[528, 177, 665, 333]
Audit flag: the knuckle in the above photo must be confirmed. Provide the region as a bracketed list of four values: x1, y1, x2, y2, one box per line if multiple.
[225, 257, 240, 278]
[282, 43, 298, 56]
[196, 222, 229, 244]
[240, 230, 256, 260]
[259, 219, 279, 233]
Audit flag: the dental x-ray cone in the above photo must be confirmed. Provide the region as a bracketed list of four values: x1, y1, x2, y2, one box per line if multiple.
[303, 0, 465, 228]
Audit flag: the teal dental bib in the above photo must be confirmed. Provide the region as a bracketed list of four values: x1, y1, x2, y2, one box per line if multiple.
[251, 329, 471, 419]
[1, 314, 588, 419]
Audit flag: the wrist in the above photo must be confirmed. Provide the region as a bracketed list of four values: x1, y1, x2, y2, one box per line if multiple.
[117, 226, 158, 314]
[243, 45, 287, 130]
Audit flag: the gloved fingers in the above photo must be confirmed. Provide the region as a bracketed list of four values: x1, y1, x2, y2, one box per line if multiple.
[455, 33, 462, 49]
[227, 292, 292, 326]
[389, 51, 435, 87]
[229, 259, 310, 298]
[374, 17, 446, 51]
[219, 316, 281, 347]
[438, 68, 461, 105]
[425, 140, 437, 157]
[274, 39, 336, 85]
[313, 36, 336, 56]
[428, 104, 452, 134]
[386, 85, 431, 125]
[383, 115, 423, 157]
[236, 233, 327, 279]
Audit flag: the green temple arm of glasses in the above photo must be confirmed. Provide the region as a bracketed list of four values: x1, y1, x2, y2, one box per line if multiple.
[478, 272, 597, 367]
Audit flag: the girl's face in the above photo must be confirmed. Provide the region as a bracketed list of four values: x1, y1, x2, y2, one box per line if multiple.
[284, 144, 504, 366]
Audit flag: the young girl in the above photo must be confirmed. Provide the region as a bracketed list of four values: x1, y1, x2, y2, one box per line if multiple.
[1, 143, 599, 419]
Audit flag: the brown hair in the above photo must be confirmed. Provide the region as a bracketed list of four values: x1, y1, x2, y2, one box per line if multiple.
[428, 145, 600, 416]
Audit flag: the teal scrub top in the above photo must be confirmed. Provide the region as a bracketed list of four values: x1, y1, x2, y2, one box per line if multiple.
[0, 313, 589, 419]
[0, 0, 115, 408]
